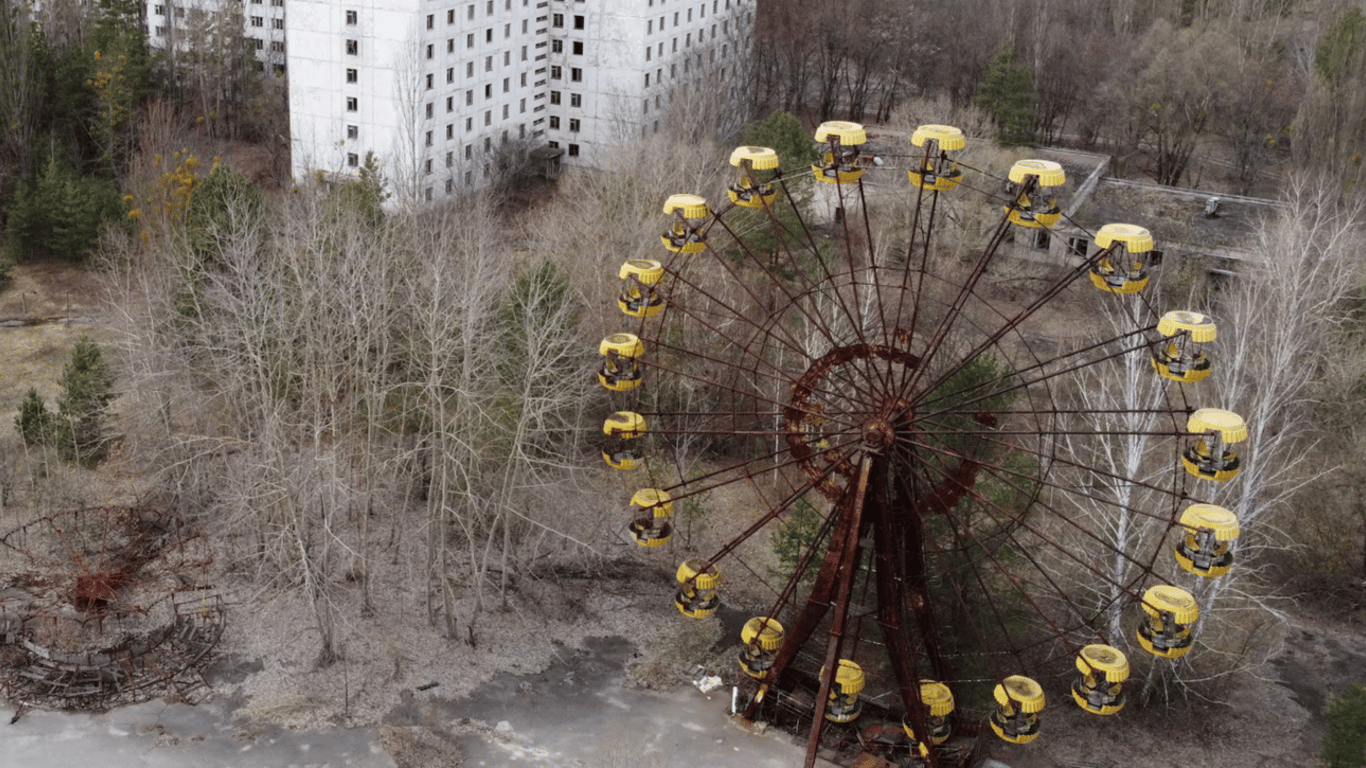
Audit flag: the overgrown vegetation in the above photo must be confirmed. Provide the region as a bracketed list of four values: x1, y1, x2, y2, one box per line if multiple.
[1324, 683, 1366, 768]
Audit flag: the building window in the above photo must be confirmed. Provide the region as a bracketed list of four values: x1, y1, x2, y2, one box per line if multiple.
[521, 45, 528, 60]
[484, 137, 492, 151]
[484, 110, 491, 125]
[425, 131, 433, 146]
[447, 96, 454, 111]
[270, 0, 281, 6]
[447, 67, 454, 83]
[549, 140, 559, 148]
[426, 13, 434, 29]
[673, 11, 679, 25]
[154, 4, 165, 14]
[446, 179, 453, 194]
[485, 83, 492, 98]
[448, 9, 454, 24]
[551, 65, 562, 79]
[485, 55, 493, 71]
[425, 74, 433, 90]
[504, 23, 511, 38]
[552, 40, 563, 53]
[426, 44, 433, 59]
[448, 39, 454, 53]
[520, 72, 527, 86]
[568, 118, 580, 132]
[467, 33, 474, 48]
[553, 14, 564, 27]
[425, 188, 432, 202]
[644, 73, 650, 87]
[503, 51, 510, 65]
[346, 97, 358, 111]
[1068, 237, 1089, 258]
[522, 19, 528, 33]
[572, 41, 583, 55]
[347, 125, 359, 139]
[347, 152, 359, 167]
[519, 98, 526, 112]
[568, 143, 580, 157]
[424, 159, 432, 174]
[571, 67, 582, 82]
[271, 41, 285, 52]
[503, 77, 510, 92]
[465, 145, 472, 159]
[643, 98, 648, 113]
[252, 38, 263, 50]
[549, 90, 560, 105]
[250, 16, 263, 26]
[570, 93, 581, 108]
[686, 32, 691, 47]
[272, 18, 283, 29]
[466, 116, 473, 131]
[549, 116, 560, 129]
[467, 90, 474, 105]
[426, 103, 434, 118]
[502, 104, 509, 118]
[486, 0, 493, 13]
[346, 9, 357, 24]
[574, 14, 584, 29]
[468, 3, 475, 20]
[346, 39, 358, 55]
[1033, 230, 1050, 250]
[346, 68, 358, 83]
[447, 124, 454, 139]
[646, 47, 651, 61]
[486, 28, 493, 43]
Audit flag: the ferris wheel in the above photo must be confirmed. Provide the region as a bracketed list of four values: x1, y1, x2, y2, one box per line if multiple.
[595, 122, 1246, 768]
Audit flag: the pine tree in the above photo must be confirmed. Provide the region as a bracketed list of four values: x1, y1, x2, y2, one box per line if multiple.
[975, 49, 1037, 147]
[14, 388, 53, 446]
[54, 337, 115, 465]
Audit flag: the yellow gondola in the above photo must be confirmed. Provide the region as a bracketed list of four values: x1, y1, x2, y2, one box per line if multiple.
[1072, 644, 1129, 715]
[601, 411, 646, 470]
[1174, 503, 1240, 577]
[1005, 160, 1065, 229]
[618, 259, 665, 318]
[597, 333, 644, 391]
[812, 121, 866, 185]
[628, 488, 673, 547]
[908, 124, 966, 191]
[1182, 408, 1247, 481]
[728, 146, 780, 208]
[1089, 223, 1155, 294]
[1152, 310, 1216, 382]
[738, 617, 785, 678]
[990, 675, 1045, 744]
[902, 679, 955, 745]
[674, 559, 720, 618]
[1137, 585, 1199, 659]
[661, 194, 709, 254]
[821, 659, 865, 722]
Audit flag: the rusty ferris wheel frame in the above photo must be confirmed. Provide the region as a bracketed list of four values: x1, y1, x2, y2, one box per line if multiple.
[600, 122, 1237, 768]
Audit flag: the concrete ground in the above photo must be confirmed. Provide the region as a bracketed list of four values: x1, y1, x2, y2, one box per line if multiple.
[0, 637, 830, 768]
[0, 698, 395, 768]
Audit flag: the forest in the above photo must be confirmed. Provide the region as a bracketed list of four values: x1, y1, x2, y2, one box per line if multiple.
[1, 0, 1365, 766]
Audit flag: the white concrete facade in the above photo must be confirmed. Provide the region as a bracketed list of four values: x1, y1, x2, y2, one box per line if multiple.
[543, 0, 754, 167]
[142, 0, 756, 197]
[287, 0, 755, 197]
[287, 0, 549, 201]
[145, 0, 287, 71]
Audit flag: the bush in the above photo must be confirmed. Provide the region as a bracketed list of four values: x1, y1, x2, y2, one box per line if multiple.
[1323, 683, 1366, 768]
